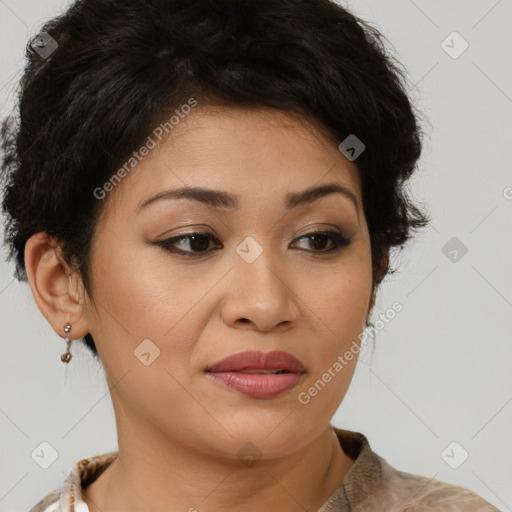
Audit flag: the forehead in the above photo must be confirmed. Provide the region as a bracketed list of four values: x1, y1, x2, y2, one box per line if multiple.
[158, 104, 350, 163]
[97, 105, 362, 219]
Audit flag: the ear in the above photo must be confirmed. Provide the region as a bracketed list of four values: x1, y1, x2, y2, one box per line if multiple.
[366, 250, 390, 325]
[24, 232, 90, 341]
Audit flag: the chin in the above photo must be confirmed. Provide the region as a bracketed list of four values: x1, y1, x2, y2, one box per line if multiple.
[205, 419, 313, 461]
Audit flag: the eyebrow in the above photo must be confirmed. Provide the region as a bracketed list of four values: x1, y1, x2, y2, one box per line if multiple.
[137, 182, 359, 216]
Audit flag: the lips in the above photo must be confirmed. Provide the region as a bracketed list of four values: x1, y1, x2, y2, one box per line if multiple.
[205, 350, 306, 398]
[206, 350, 305, 374]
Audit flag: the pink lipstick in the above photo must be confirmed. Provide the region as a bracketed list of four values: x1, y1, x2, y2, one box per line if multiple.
[205, 350, 306, 398]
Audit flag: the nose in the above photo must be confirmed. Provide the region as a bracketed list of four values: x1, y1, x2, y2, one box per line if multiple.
[220, 248, 300, 332]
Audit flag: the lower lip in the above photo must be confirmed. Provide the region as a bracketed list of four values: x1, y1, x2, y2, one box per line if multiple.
[206, 371, 304, 398]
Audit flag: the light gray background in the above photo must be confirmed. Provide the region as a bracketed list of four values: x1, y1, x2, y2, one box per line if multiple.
[1, 1, 511, 511]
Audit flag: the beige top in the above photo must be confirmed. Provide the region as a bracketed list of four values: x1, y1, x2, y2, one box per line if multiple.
[28, 428, 500, 512]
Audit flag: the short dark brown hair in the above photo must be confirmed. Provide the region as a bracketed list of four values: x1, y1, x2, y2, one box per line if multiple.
[1, 0, 430, 358]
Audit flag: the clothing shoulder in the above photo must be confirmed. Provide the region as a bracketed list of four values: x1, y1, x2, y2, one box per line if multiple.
[27, 450, 118, 512]
[362, 453, 501, 511]
[28, 487, 60, 512]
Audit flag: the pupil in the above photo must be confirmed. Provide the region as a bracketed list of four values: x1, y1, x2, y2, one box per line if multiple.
[191, 235, 210, 251]
[310, 234, 328, 250]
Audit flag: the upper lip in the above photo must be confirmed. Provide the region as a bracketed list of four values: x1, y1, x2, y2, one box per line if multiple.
[206, 350, 306, 373]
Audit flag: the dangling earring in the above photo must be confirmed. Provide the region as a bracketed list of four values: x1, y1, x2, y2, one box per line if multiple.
[61, 324, 73, 363]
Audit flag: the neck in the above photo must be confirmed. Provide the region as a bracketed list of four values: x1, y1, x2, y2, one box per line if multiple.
[83, 404, 354, 512]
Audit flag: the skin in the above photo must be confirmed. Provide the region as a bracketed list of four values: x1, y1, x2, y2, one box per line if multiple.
[25, 105, 388, 512]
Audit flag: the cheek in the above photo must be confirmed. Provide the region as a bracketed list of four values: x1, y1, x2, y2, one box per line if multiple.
[296, 319, 361, 423]
[310, 261, 372, 341]
[88, 236, 193, 333]
[86, 240, 218, 387]
[297, 361, 358, 423]
[294, 262, 371, 414]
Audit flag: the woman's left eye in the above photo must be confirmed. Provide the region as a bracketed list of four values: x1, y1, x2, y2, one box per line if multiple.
[156, 230, 351, 257]
[291, 230, 352, 253]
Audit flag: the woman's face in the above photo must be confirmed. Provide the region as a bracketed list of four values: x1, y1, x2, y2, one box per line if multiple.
[81, 105, 374, 459]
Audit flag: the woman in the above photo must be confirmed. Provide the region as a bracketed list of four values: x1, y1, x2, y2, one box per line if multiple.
[0, 0, 500, 510]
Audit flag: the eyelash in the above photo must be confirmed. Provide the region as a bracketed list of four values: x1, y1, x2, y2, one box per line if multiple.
[155, 230, 352, 257]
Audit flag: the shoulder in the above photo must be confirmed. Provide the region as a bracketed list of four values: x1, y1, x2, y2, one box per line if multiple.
[28, 487, 60, 512]
[27, 450, 118, 512]
[332, 428, 500, 512]
[366, 453, 500, 511]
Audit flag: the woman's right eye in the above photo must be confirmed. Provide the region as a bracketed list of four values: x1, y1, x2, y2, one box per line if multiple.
[156, 232, 223, 256]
